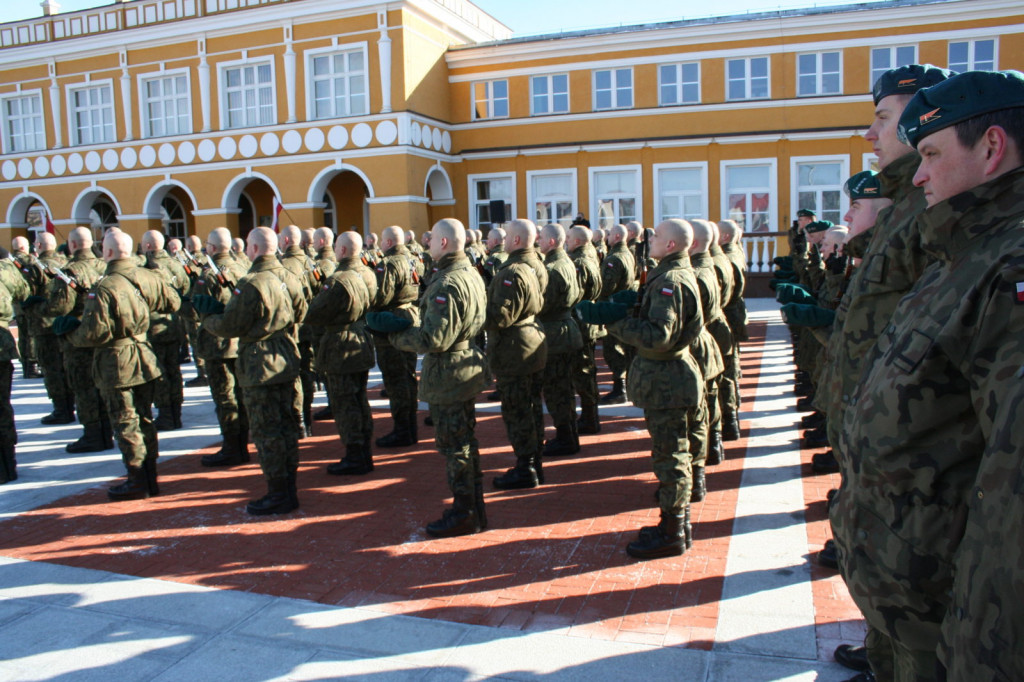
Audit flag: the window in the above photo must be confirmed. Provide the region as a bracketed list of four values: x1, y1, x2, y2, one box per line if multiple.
[659, 62, 700, 106]
[948, 39, 995, 73]
[531, 74, 569, 116]
[591, 167, 640, 228]
[793, 158, 847, 225]
[321, 193, 336, 232]
[470, 174, 514, 231]
[593, 68, 633, 110]
[472, 80, 508, 120]
[142, 73, 191, 138]
[722, 161, 775, 233]
[89, 197, 118, 242]
[727, 57, 769, 101]
[222, 62, 275, 129]
[309, 47, 368, 119]
[870, 46, 917, 88]
[161, 196, 187, 240]
[655, 164, 707, 223]
[797, 52, 841, 97]
[2, 93, 45, 153]
[70, 83, 115, 146]
[528, 171, 576, 227]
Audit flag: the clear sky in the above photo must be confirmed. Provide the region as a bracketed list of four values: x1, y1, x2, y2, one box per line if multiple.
[0, 0, 846, 34]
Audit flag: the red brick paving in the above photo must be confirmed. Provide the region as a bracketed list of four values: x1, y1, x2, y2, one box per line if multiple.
[0, 319, 864, 651]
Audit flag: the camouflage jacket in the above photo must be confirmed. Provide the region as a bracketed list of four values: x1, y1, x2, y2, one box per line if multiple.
[569, 242, 605, 342]
[539, 247, 583, 355]
[710, 244, 735, 314]
[598, 241, 636, 300]
[305, 256, 376, 375]
[315, 247, 338, 281]
[27, 250, 65, 334]
[606, 251, 703, 410]
[203, 255, 305, 387]
[832, 167, 1024, 656]
[689, 252, 726, 381]
[392, 251, 487, 404]
[145, 249, 188, 345]
[43, 249, 105, 320]
[485, 247, 547, 377]
[721, 242, 749, 341]
[0, 259, 30, 362]
[67, 258, 181, 390]
[279, 246, 315, 301]
[192, 252, 249, 361]
[482, 246, 508, 283]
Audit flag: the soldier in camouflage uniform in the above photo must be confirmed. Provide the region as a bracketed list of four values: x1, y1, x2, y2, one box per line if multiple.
[197, 227, 307, 515]
[537, 223, 584, 457]
[597, 224, 636, 404]
[488, 219, 548, 490]
[278, 225, 317, 435]
[10, 236, 40, 379]
[591, 228, 607, 263]
[580, 219, 704, 559]
[707, 222, 738, 452]
[230, 237, 251, 269]
[192, 228, 251, 468]
[371, 226, 421, 447]
[419, 231, 434, 289]
[0, 247, 31, 483]
[182, 235, 210, 388]
[381, 218, 488, 536]
[59, 230, 181, 500]
[482, 228, 508, 284]
[567, 225, 604, 434]
[305, 232, 378, 476]
[718, 220, 748, 441]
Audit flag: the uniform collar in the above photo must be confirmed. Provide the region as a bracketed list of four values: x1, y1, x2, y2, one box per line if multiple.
[879, 151, 921, 203]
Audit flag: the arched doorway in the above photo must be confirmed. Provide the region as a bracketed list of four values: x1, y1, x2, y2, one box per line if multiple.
[238, 193, 256, 238]
[425, 165, 454, 228]
[308, 164, 373, 236]
[89, 197, 119, 242]
[161, 196, 187, 240]
[222, 173, 281, 239]
[321, 192, 336, 232]
[144, 180, 197, 241]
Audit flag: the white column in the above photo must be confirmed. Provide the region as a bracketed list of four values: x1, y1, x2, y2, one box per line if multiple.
[283, 25, 297, 124]
[197, 39, 211, 133]
[119, 51, 133, 141]
[377, 11, 392, 114]
[48, 61, 62, 149]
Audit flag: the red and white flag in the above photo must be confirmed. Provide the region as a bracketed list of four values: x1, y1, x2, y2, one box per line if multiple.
[270, 197, 284, 233]
[44, 210, 56, 235]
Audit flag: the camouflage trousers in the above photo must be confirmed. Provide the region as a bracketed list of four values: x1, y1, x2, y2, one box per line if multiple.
[0, 361, 15, 481]
[299, 333, 315, 415]
[100, 380, 157, 469]
[377, 344, 418, 427]
[327, 370, 372, 446]
[242, 381, 299, 482]
[36, 332, 70, 408]
[63, 343, 105, 428]
[645, 406, 696, 514]
[687, 394, 710, 469]
[152, 340, 183, 411]
[497, 371, 544, 460]
[184, 315, 205, 377]
[16, 315, 35, 363]
[865, 625, 897, 682]
[706, 377, 721, 434]
[543, 350, 577, 430]
[572, 338, 599, 408]
[719, 346, 741, 415]
[206, 358, 248, 440]
[603, 338, 630, 382]
[431, 399, 480, 497]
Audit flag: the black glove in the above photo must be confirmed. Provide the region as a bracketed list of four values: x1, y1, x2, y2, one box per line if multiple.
[21, 295, 46, 308]
[609, 289, 639, 307]
[365, 311, 411, 333]
[191, 295, 225, 315]
[576, 301, 629, 325]
[52, 315, 81, 336]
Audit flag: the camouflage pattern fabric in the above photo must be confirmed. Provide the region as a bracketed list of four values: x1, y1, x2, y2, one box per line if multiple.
[570, 242, 604, 410]
[146, 250, 189, 412]
[431, 400, 479, 497]
[207, 358, 248, 443]
[242, 381, 298, 480]
[722, 241, 749, 342]
[30, 251, 71, 410]
[540, 247, 583, 432]
[102, 380, 157, 469]
[372, 243, 421, 432]
[598, 241, 637, 383]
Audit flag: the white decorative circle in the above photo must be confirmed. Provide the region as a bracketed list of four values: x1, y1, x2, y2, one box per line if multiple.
[420, 125, 432, 147]
[351, 122, 372, 148]
[375, 120, 398, 145]
[431, 128, 443, 151]
[2, 160, 17, 180]
[68, 153, 84, 174]
[442, 130, 452, 154]
[218, 137, 237, 159]
[158, 143, 176, 165]
[198, 139, 217, 162]
[410, 122, 422, 146]
[35, 157, 50, 177]
[328, 125, 348, 150]
[17, 158, 33, 178]
[304, 128, 325, 152]
[178, 141, 196, 164]
[139, 145, 157, 167]
[102, 149, 119, 171]
[85, 152, 101, 172]
[239, 134, 258, 158]
[50, 155, 66, 176]
[282, 130, 302, 154]
[120, 147, 137, 169]
[259, 132, 279, 156]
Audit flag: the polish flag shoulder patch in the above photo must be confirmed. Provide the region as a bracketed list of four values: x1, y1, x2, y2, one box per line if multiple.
[660, 286, 674, 296]
[234, 288, 242, 296]
[1016, 281, 1024, 303]
[87, 292, 96, 299]
[503, 279, 513, 287]
[435, 295, 447, 305]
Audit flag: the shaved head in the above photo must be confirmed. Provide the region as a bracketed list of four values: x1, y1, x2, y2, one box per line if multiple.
[301, 228, 314, 247]
[68, 226, 93, 253]
[103, 230, 134, 262]
[607, 224, 627, 245]
[538, 222, 565, 255]
[246, 226, 278, 260]
[430, 218, 466, 260]
[650, 219, 693, 260]
[567, 226, 591, 251]
[207, 227, 232, 255]
[279, 224, 301, 249]
[35, 232, 56, 252]
[381, 225, 405, 249]
[141, 230, 164, 253]
[626, 221, 643, 241]
[505, 219, 537, 254]
[335, 230, 363, 259]
[186, 235, 202, 253]
[11, 236, 29, 254]
[718, 220, 741, 245]
[689, 219, 714, 254]
[313, 226, 334, 250]
[487, 227, 505, 250]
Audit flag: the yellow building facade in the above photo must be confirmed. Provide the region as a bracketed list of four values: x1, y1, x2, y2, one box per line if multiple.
[0, 0, 1021, 268]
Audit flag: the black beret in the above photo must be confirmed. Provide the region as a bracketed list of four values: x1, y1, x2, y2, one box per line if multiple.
[844, 171, 883, 200]
[805, 220, 833, 234]
[898, 70, 1024, 148]
[796, 208, 816, 219]
[872, 64, 953, 105]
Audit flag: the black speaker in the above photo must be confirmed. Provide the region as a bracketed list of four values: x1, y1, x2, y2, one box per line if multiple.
[488, 199, 506, 224]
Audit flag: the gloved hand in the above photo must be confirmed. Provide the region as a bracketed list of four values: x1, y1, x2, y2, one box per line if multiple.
[609, 289, 639, 307]
[773, 256, 793, 269]
[776, 284, 816, 305]
[780, 303, 835, 328]
[191, 295, 225, 315]
[826, 254, 847, 275]
[21, 295, 45, 308]
[772, 269, 796, 280]
[52, 315, 81, 336]
[365, 311, 412, 333]
[576, 301, 629, 325]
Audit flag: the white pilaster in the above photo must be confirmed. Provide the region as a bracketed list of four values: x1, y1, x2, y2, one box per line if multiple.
[197, 38, 211, 133]
[377, 11, 392, 114]
[283, 25, 297, 124]
[119, 50, 133, 141]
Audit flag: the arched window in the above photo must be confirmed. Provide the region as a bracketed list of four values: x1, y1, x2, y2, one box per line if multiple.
[322, 192, 336, 232]
[161, 195, 187, 240]
[89, 198, 118, 242]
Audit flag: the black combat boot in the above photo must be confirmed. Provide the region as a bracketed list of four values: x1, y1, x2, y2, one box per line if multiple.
[626, 511, 685, 560]
[474, 477, 487, 530]
[706, 430, 724, 466]
[577, 400, 601, 434]
[804, 425, 829, 448]
[721, 408, 741, 441]
[327, 443, 372, 475]
[683, 505, 693, 549]
[800, 411, 826, 428]
[375, 416, 415, 448]
[533, 448, 545, 485]
[286, 471, 299, 510]
[41, 399, 75, 425]
[22, 361, 43, 379]
[302, 406, 314, 438]
[313, 405, 333, 421]
[0, 443, 17, 484]
[426, 493, 480, 538]
[493, 455, 538, 490]
[246, 478, 296, 515]
[818, 539, 839, 570]
[833, 643, 871, 672]
[407, 407, 419, 445]
[811, 450, 840, 474]
[66, 423, 109, 453]
[154, 407, 179, 432]
[100, 418, 114, 449]
[201, 432, 247, 467]
[690, 466, 706, 502]
[142, 456, 160, 497]
[107, 466, 150, 500]
[599, 378, 626, 405]
[543, 424, 579, 456]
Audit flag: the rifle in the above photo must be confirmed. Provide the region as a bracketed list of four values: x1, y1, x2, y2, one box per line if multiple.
[175, 251, 199, 279]
[205, 255, 233, 289]
[45, 263, 84, 292]
[305, 258, 322, 283]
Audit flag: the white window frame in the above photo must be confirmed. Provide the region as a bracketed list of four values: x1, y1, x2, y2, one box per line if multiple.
[137, 67, 193, 139]
[720, 158, 778, 233]
[592, 68, 633, 111]
[588, 164, 642, 229]
[870, 45, 918, 89]
[653, 162, 709, 224]
[726, 56, 770, 102]
[790, 155, 850, 227]
[304, 41, 370, 121]
[862, 153, 879, 173]
[530, 73, 569, 116]
[471, 79, 509, 121]
[467, 172, 516, 232]
[947, 38, 998, 73]
[65, 79, 116, 147]
[0, 89, 46, 154]
[658, 61, 700, 106]
[526, 169, 578, 227]
[216, 56, 277, 130]
[796, 51, 842, 97]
